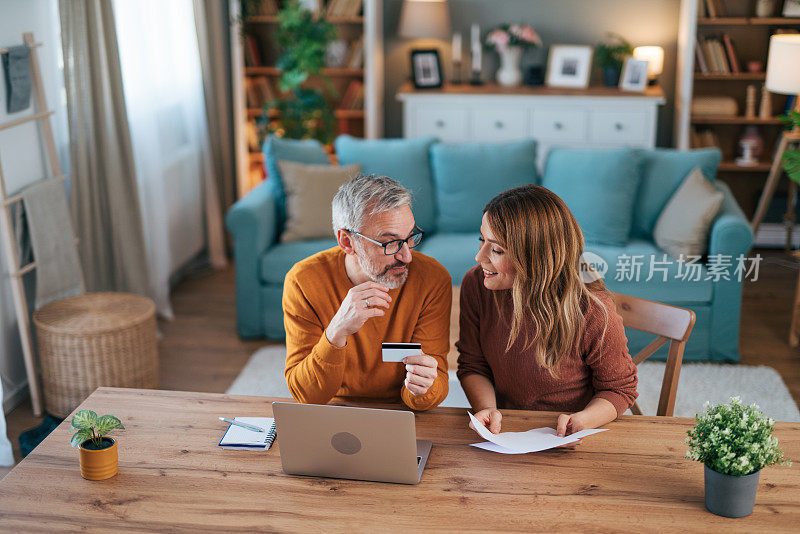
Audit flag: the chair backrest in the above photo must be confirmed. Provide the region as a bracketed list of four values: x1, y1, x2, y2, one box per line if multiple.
[610, 292, 696, 417]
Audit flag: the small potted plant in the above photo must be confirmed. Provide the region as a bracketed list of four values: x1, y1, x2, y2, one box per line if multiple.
[685, 397, 791, 518]
[485, 23, 543, 87]
[70, 410, 124, 480]
[594, 33, 633, 87]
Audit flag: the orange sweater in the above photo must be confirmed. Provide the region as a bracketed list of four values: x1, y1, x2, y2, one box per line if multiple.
[283, 247, 452, 410]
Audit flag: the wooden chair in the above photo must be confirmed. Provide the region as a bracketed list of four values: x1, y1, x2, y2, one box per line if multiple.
[610, 292, 696, 417]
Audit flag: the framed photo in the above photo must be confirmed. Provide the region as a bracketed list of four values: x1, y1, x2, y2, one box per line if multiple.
[783, 0, 800, 16]
[546, 45, 593, 88]
[410, 49, 443, 89]
[619, 57, 648, 92]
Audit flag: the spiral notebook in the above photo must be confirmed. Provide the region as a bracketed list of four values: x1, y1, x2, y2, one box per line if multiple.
[218, 417, 277, 451]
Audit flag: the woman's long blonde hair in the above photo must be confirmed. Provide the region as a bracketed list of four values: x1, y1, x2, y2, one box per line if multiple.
[484, 185, 607, 378]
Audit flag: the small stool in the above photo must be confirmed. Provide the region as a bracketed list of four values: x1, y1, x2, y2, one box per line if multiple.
[33, 293, 158, 418]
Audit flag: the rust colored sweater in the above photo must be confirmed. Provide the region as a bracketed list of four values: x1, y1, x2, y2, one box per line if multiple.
[456, 266, 638, 416]
[283, 247, 452, 411]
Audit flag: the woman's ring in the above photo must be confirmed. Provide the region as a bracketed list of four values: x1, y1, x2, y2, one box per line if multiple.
[365, 298, 371, 307]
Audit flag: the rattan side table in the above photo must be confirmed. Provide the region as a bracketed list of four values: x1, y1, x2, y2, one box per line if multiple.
[33, 293, 158, 418]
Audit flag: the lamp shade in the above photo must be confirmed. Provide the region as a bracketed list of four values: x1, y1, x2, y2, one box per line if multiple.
[398, 0, 451, 40]
[633, 46, 664, 77]
[766, 34, 800, 95]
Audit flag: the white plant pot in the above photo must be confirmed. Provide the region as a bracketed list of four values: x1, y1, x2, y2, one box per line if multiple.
[496, 46, 523, 87]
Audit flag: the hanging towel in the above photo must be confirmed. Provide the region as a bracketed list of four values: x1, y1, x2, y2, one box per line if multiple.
[2, 45, 32, 113]
[21, 179, 84, 308]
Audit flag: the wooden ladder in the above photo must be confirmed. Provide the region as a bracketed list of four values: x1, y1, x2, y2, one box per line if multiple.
[0, 32, 73, 416]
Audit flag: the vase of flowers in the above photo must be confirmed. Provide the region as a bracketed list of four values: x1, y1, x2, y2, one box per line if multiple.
[485, 24, 542, 87]
[685, 397, 791, 518]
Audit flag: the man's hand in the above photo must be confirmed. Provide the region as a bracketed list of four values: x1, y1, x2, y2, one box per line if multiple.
[402, 354, 438, 396]
[470, 408, 502, 434]
[326, 282, 390, 347]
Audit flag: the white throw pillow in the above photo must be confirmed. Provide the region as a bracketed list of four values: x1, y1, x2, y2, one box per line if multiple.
[654, 166, 724, 258]
[277, 160, 361, 243]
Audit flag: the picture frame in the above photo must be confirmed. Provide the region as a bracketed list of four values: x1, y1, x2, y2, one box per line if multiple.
[619, 57, 648, 92]
[410, 49, 443, 89]
[545, 45, 593, 89]
[783, 0, 800, 16]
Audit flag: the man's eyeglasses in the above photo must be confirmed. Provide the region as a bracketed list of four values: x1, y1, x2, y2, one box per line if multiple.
[347, 227, 424, 255]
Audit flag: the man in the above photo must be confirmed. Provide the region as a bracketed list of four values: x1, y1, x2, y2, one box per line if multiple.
[283, 174, 451, 410]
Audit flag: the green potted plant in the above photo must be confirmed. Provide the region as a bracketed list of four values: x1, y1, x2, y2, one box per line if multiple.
[685, 397, 791, 518]
[263, 0, 338, 145]
[781, 110, 800, 184]
[70, 410, 124, 481]
[594, 33, 633, 87]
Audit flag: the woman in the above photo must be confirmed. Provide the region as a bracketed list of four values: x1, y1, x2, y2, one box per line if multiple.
[457, 185, 637, 437]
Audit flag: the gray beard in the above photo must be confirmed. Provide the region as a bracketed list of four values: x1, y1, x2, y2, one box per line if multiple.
[356, 250, 409, 290]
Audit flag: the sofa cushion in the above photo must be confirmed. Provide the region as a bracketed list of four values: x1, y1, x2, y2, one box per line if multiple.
[632, 148, 722, 239]
[264, 136, 330, 235]
[417, 232, 481, 285]
[543, 148, 642, 247]
[653, 166, 724, 258]
[259, 238, 337, 285]
[431, 140, 537, 233]
[277, 161, 361, 243]
[335, 135, 438, 232]
[588, 239, 713, 303]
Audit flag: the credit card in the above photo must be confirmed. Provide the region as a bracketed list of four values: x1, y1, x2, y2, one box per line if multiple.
[381, 342, 421, 362]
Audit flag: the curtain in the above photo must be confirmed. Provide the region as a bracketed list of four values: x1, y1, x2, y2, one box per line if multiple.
[194, 0, 236, 253]
[114, 0, 226, 318]
[59, 0, 151, 297]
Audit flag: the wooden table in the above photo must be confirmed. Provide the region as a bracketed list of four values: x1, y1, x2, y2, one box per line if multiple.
[1, 388, 798, 532]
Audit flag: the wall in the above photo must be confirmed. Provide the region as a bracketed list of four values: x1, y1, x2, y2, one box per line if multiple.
[0, 0, 69, 412]
[383, 0, 681, 146]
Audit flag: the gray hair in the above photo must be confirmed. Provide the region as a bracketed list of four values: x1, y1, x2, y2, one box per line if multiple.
[331, 173, 412, 234]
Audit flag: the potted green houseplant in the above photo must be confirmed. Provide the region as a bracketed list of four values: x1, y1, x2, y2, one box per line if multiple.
[70, 410, 124, 480]
[594, 33, 633, 87]
[263, 0, 338, 145]
[685, 397, 791, 518]
[781, 110, 800, 184]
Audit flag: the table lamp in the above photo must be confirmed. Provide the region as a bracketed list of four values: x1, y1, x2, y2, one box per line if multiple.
[750, 34, 800, 241]
[633, 46, 664, 86]
[398, 0, 451, 40]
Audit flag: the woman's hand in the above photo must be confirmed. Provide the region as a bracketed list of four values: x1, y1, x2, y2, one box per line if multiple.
[554, 412, 588, 448]
[470, 408, 502, 434]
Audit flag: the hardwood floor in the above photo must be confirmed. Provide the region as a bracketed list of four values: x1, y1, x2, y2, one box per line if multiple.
[3, 250, 800, 477]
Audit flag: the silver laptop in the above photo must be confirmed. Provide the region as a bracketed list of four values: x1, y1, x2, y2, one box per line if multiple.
[272, 402, 432, 485]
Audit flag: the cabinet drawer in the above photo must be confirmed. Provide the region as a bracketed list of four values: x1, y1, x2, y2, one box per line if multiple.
[589, 111, 648, 144]
[531, 109, 587, 142]
[415, 105, 469, 142]
[471, 107, 527, 141]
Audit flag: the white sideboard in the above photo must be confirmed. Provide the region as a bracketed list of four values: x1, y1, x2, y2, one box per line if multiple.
[397, 83, 666, 169]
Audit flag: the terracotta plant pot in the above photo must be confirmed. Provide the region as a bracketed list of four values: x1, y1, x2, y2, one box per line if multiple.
[79, 437, 118, 480]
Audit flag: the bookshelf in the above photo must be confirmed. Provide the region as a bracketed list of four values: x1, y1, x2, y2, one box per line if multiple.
[675, 0, 800, 221]
[230, 0, 383, 198]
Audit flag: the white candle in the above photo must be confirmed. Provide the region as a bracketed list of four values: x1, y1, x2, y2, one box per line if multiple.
[471, 24, 481, 72]
[452, 32, 462, 63]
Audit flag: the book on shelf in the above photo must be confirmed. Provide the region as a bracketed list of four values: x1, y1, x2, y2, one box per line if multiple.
[340, 80, 364, 110]
[704, 0, 726, 17]
[245, 76, 276, 108]
[244, 35, 261, 67]
[712, 39, 730, 73]
[722, 34, 740, 74]
[246, 121, 260, 152]
[695, 38, 709, 73]
[697, 0, 706, 18]
[255, 0, 279, 16]
[345, 36, 364, 69]
[327, 0, 363, 17]
[690, 127, 720, 149]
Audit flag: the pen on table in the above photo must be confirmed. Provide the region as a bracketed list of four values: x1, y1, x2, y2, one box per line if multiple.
[218, 417, 266, 433]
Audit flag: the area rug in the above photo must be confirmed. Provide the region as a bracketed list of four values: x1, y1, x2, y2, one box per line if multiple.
[228, 346, 800, 422]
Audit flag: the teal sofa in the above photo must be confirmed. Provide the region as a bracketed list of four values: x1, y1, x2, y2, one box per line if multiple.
[226, 135, 753, 362]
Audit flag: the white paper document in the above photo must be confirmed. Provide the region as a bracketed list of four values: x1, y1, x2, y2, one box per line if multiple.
[468, 412, 608, 454]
